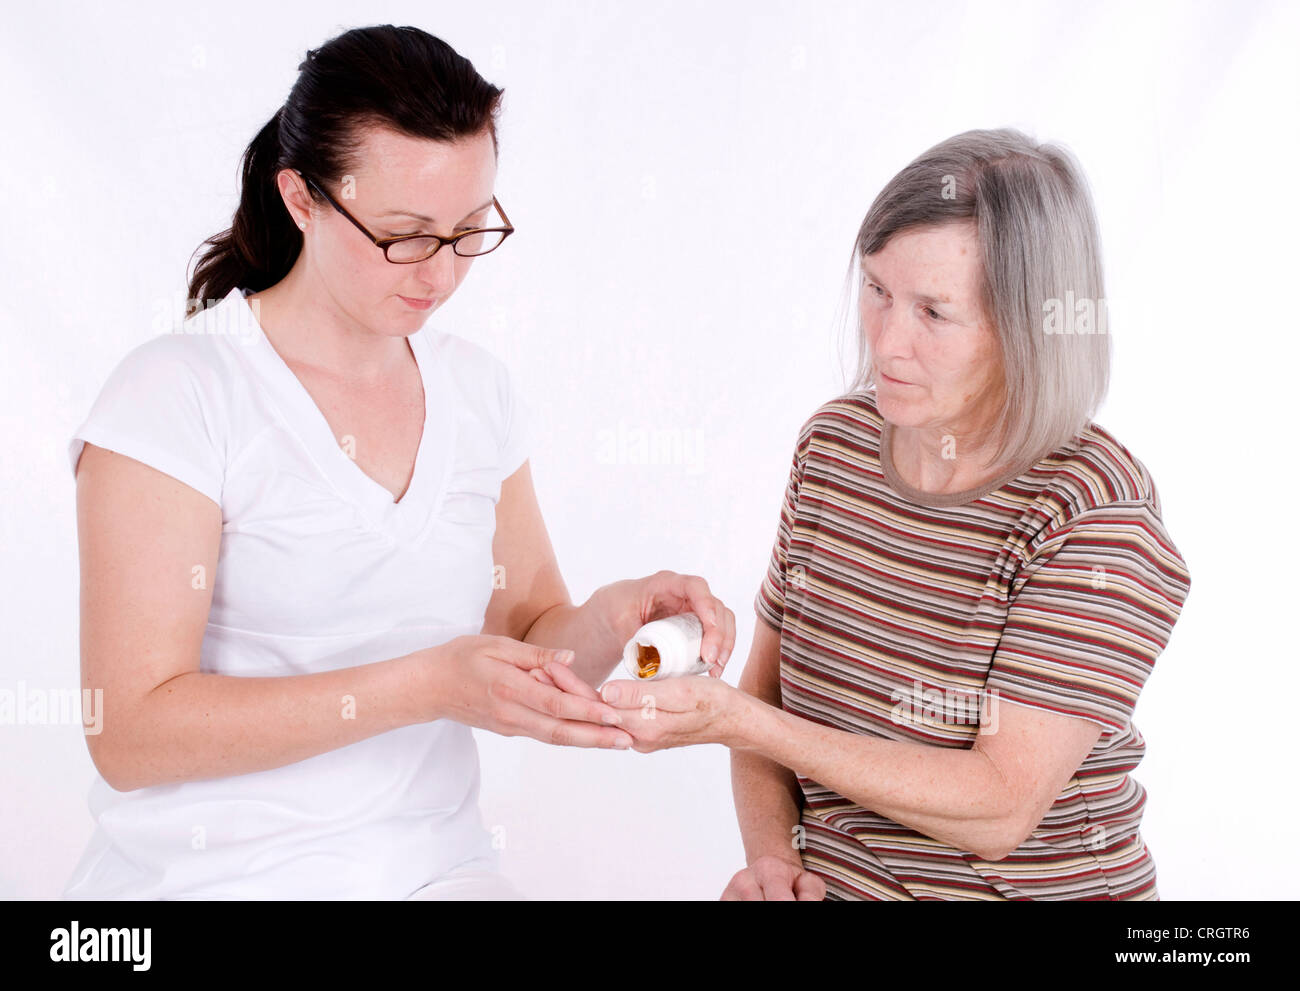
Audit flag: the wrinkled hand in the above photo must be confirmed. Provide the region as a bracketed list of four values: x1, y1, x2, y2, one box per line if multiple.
[721, 855, 826, 901]
[598, 672, 744, 751]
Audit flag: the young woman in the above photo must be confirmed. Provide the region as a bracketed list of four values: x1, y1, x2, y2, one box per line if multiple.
[600, 128, 1192, 901]
[65, 24, 735, 900]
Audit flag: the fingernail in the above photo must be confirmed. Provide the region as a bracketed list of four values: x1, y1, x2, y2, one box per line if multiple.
[557, 650, 575, 664]
[601, 685, 620, 704]
[603, 712, 623, 726]
[703, 645, 718, 664]
[614, 737, 631, 749]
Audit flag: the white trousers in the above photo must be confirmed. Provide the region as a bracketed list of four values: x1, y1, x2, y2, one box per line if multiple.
[405, 860, 526, 900]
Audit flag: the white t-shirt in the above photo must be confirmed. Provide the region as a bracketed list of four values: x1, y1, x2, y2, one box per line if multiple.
[63, 285, 531, 899]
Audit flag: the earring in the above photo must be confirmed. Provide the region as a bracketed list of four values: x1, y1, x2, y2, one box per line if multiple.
[298, 221, 307, 231]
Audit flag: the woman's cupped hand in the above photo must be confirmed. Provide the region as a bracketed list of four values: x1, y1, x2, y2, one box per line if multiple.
[421, 634, 634, 749]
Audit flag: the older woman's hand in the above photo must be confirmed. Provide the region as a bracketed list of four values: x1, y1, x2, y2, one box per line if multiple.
[597, 673, 748, 751]
[721, 855, 826, 901]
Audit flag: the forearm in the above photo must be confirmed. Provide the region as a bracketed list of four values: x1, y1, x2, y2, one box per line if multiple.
[731, 747, 806, 868]
[97, 652, 430, 792]
[522, 594, 625, 688]
[732, 699, 1018, 859]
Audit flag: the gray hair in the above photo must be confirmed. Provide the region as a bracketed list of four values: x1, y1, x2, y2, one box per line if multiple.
[841, 128, 1111, 471]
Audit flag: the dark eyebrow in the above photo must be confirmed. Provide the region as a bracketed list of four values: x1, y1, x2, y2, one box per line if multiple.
[862, 267, 951, 306]
[375, 198, 495, 224]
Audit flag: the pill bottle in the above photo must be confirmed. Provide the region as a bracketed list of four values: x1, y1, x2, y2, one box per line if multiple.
[622, 613, 708, 680]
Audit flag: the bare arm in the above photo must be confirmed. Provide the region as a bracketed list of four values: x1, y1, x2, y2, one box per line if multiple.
[609, 610, 1103, 862]
[731, 617, 805, 868]
[731, 689, 1102, 861]
[480, 460, 623, 687]
[76, 443, 441, 792]
[77, 445, 630, 793]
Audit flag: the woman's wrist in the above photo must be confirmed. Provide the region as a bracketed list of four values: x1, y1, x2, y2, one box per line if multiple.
[751, 847, 806, 870]
[582, 579, 640, 646]
[401, 643, 452, 724]
[725, 688, 784, 753]
[522, 593, 627, 687]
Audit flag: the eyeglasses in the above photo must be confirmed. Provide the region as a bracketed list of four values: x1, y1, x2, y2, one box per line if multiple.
[296, 170, 514, 263]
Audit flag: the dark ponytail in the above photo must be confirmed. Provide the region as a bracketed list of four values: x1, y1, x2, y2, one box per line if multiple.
[187, 25, 503, 304]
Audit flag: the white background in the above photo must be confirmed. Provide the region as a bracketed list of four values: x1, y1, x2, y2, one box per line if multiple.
[2, 0, 1296, 899]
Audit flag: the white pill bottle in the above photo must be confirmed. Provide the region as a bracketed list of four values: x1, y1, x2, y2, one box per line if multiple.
[622, 613, 708, 680]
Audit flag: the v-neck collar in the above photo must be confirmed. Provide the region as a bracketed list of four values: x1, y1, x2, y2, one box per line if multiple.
[225, 286, 457, 543]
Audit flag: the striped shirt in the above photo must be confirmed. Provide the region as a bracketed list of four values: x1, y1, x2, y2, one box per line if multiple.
[754, 390, 1191, 900]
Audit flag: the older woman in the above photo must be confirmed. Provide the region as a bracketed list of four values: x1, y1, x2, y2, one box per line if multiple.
[600, 128, 1192, 900]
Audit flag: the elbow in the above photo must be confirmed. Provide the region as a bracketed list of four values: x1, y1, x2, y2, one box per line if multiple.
[972, 840, 1015, 863]
[971, 814, 1034, 862]
[85, 740, 128, 791]
[86, 735, 148, 793]
[967, 750, 1035, 861]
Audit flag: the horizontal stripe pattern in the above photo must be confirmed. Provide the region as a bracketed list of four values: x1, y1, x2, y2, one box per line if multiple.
[756, 390, 1190, 900]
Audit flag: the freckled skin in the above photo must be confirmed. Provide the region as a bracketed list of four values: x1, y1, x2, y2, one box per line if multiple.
[860, 223, 1010, 492]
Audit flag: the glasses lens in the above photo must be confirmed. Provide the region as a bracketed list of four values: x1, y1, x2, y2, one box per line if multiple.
[453, 230, 507, 257]
[386, 237, 440, 263]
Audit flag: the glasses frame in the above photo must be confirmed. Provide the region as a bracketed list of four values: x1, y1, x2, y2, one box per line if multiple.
[295, 170, 514, 263]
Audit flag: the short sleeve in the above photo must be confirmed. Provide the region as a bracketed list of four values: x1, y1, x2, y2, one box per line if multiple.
[68, 337, 225, 506]
[496, 359, 532, 479]
[984, 502, 1191, 734]
[754, 420, 814, 633]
